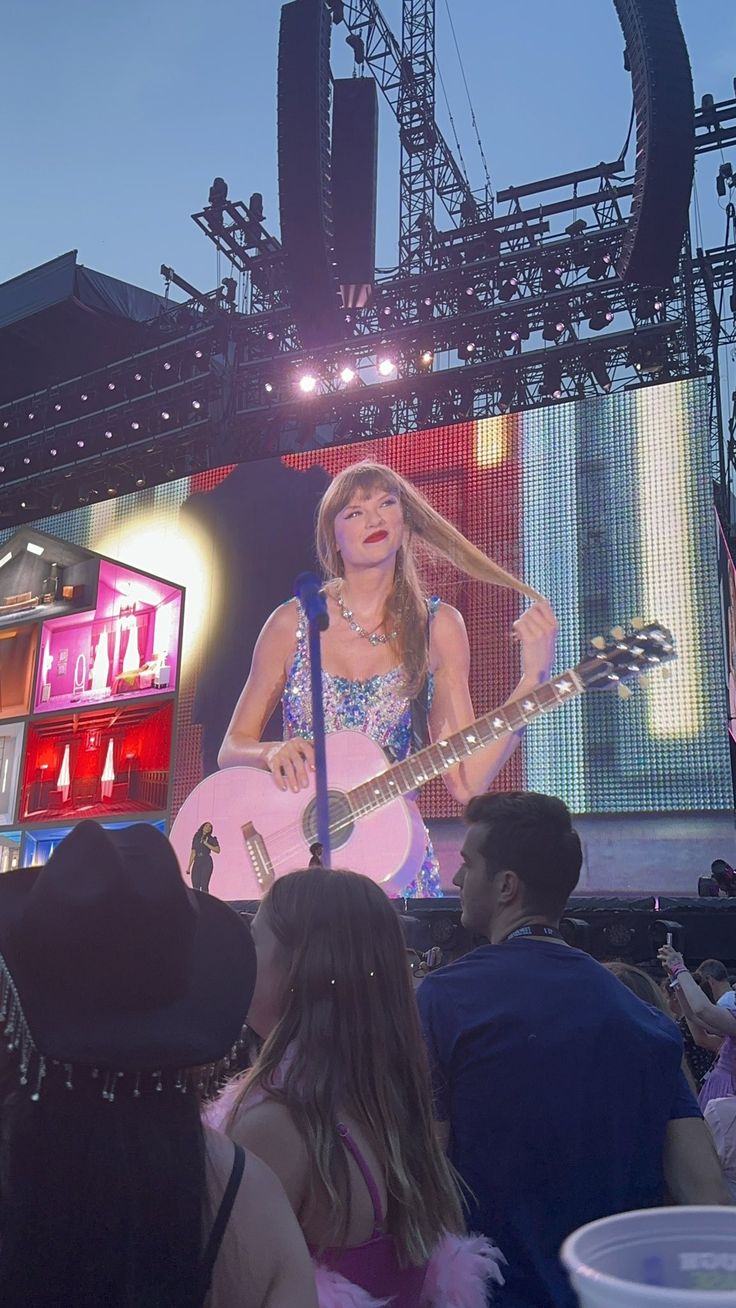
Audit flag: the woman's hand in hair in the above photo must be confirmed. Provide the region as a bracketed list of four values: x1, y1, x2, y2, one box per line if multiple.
[513, 598, 559, 687]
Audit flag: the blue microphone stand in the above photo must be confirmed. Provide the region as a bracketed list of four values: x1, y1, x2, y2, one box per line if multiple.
[294, 573, 331, 867]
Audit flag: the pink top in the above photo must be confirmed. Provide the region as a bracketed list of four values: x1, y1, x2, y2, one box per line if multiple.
[310, 1122, 427, 1308]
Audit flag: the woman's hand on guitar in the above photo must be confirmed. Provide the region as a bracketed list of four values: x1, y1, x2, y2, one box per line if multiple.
[513, 598, 559, 686]
[264, 739, 316, 793]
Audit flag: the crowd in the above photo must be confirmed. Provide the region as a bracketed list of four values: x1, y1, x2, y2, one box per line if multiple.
[0, 794, 732, 1308]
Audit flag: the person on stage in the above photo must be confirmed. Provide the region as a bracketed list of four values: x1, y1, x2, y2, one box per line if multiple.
[218, 459, 558, 895]
[187, 821, 221, 894]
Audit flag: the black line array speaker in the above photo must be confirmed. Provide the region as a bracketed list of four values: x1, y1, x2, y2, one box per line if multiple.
[277, 0, 345, 347]
[612, 0, 695, 288]
[332, 77, 379, 309]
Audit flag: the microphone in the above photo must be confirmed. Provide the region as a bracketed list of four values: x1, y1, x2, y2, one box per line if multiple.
[294, 573, 329, 632]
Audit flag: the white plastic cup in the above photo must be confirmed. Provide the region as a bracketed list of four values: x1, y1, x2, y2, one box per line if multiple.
[561, 1207, 736, 1307]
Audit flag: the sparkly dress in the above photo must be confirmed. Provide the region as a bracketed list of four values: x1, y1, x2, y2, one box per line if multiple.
[282, 598, 442, 897]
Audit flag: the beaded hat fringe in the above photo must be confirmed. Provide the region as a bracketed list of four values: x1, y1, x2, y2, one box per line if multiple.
[0, 951, 247, 1104]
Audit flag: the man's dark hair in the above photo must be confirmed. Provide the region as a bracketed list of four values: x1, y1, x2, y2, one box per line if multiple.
[465, 791, 582, 918]
[696, 958, 729, 984]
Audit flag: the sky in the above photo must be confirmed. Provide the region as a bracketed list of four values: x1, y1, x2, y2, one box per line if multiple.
[2, 0, 734, 298]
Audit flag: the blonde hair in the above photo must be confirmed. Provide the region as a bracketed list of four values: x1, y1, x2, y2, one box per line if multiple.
[223, 868, 465, 1265]
[316, 460, 543, 695]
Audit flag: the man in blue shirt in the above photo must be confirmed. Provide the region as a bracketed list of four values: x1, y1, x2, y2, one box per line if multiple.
[417, 792, 729, 1308]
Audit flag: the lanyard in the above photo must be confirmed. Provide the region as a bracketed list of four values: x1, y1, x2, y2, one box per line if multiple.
[503, 923, 565, 943]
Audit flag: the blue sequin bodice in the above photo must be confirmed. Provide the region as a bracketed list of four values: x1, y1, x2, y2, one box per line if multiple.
[282, 598, 438, 762]
[280, 598, 442, 897]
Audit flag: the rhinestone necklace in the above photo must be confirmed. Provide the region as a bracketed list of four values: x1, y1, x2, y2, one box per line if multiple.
[336, 590, 398, 646]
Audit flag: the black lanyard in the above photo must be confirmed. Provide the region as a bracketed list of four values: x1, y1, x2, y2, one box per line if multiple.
[503, 924, 565, 943]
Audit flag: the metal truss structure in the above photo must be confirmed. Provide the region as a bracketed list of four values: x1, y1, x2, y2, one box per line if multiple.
[0, 20, 734, 526]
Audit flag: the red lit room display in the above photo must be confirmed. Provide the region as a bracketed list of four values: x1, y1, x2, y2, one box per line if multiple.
[0, 722, 25, 826]
[20, 701, 174, 823]
[34, 560, 181, 713]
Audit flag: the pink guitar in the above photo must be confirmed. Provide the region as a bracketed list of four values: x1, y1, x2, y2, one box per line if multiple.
[169, 622, 675, 899]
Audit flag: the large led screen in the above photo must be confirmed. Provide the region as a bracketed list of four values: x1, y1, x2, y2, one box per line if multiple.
[3, 377, 730, 819]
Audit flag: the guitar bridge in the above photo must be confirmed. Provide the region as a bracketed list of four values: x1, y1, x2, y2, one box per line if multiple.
[241, 821, 275, 891]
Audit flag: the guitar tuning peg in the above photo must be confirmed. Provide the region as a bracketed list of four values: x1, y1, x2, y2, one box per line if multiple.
[630, 617, 644, 631]
[591, 636, 606, 650]
[617, 683, 633, 700]
[610, 626, 625, 641]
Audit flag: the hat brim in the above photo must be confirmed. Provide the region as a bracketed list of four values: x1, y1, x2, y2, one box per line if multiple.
[0, 866, 256, 1073]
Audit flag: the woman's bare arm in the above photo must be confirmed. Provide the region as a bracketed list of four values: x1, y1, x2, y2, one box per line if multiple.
[217, 603, 298, 770]
[429, 600, 558, 806]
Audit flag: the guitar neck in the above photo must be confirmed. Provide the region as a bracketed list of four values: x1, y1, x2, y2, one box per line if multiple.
[346, 668, 584, 818]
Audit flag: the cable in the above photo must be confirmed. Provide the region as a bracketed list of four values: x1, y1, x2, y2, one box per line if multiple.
[442, 0, 493, 193]
[436, 59, 471, 186]
[618, 99, 635, 165]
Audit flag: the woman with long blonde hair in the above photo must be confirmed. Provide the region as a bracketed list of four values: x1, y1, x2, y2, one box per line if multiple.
[219, 459, 558, 894]
[212, 866, 503, 1307]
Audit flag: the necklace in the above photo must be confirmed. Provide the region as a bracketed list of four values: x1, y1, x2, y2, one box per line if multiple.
[336, 591, 398, 646]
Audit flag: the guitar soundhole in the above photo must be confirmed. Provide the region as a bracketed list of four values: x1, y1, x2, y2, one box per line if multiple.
[302, 791, 354, 851]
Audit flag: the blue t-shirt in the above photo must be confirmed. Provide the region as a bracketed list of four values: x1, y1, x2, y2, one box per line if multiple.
[417, 940, 701, 1308]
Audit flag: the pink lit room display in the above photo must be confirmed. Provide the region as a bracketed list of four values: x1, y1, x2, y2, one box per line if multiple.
[34, 560, 182, 714]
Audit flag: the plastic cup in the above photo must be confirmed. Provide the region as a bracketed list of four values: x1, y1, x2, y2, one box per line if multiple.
[561, 1207, 736, 1307]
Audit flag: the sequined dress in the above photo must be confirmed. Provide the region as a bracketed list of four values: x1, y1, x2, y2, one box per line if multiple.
[282, 598, 442, 896]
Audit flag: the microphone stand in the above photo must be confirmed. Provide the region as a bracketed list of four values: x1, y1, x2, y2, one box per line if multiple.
[294, 573, 331, 867]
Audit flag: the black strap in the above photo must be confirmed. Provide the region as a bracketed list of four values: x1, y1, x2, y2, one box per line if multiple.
[503, 924, 565, 943]
[196, 1143, 245, 1305]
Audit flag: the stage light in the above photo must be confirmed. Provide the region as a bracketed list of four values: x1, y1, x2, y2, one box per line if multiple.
[419, 350, 433, 368]
[498, 275, 519, 302]
[54, 403, 62, 412]
[2, 422, 8, 429]
[636, 291, 665, 320]
[628, 342, 666, 376]
[591, 358, 612, 392]
[49, 448, 57, 456]
[163, 362, 172, 372]
[107, 382, 116, 391]
[586, 252, 612, 280]
[566, 218, 587, 237]
[346, 32, 366, 64]
[28, 412, 34, 421]
[465, 285, 475, 296]
[77, 439, 85, 448]
[588, 296, 614, 331]
[26, 542, 44, 556]
[221, 278, 237, 306]
[131, 421, 140, 430]
[542, 313, 568, 342]
[458, 342, 476, 361]
[264, 382, 274, 395]
[134, 372, 143, 382]
[195, 349, 204, 359]
[20, 501, 26, 510]
[107, 486, 117, 497]
[541, 361, 563, 399]
[378, 358, 396, 377]
[192, 399, 202, 409]
[22, 457, 30, 465]
[104, 430, 113, 439]
[339, 365, 356, 384]
[541, 262, 564, 291]
[298, 374, 318, 393]
[136, 477, 146, 488]
[81, 393, 88, 402]
[161, 410, 171, 420]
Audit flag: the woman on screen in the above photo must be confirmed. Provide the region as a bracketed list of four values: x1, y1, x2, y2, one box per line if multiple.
[218, 459, 558, 895]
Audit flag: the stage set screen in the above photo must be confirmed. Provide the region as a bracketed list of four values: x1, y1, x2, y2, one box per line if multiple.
[3, 377, 729, 887]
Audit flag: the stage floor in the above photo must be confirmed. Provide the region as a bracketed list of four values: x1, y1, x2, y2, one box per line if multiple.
[428, 810, 736, 898]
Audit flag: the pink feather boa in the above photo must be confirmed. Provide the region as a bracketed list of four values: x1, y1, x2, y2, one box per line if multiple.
[312, 1234, 504, 1308]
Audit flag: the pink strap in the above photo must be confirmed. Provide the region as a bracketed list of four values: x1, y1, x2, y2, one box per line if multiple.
[337, 1123, 384, 1233]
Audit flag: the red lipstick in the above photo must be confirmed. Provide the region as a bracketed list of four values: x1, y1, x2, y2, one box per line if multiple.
[364, 530, 388, 543]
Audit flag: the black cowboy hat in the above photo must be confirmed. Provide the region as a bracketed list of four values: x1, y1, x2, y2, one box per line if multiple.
[0, 820, 255, 1079]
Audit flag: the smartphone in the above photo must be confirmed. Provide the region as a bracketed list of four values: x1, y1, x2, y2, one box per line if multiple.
[666, 932, 673, 946]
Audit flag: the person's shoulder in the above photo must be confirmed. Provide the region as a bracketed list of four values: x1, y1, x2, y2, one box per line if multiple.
[258, 600, 301, 647]
[419, 946, 495, 1000]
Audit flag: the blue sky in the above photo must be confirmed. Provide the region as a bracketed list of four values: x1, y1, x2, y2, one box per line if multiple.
[2, 0, 734, 296]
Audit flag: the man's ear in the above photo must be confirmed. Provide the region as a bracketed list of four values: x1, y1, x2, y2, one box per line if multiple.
[497, 869, 522, 905]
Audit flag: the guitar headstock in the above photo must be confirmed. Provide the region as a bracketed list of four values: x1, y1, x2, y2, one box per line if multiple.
[576, 621, 676, 694]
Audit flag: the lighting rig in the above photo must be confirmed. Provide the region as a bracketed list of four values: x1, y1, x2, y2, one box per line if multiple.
[0, 10, 734, 523]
